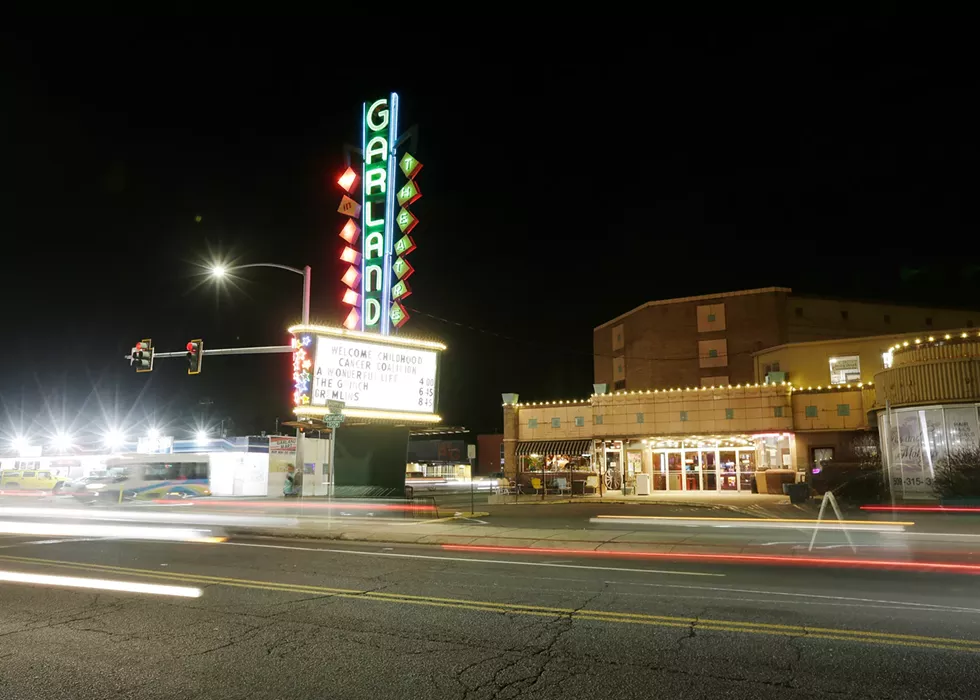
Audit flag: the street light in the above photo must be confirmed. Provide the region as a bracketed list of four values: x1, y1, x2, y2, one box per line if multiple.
[195, 429, 208, 445]
[208, 262, 311, 324]
[147, 428, 160, 440]
[51, 432, 73, 453]
[103, 429, 124, 451]
[11, 436, 30, 456]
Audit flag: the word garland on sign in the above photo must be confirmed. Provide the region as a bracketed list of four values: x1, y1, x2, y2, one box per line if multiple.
[292, 334, 313, 405]
[336, 92, 422, 335]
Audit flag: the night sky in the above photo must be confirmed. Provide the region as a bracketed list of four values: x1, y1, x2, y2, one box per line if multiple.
[2, 20, 979, 443]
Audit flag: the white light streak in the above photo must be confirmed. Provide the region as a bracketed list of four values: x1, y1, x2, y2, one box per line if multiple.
[0, 570, 202, 598]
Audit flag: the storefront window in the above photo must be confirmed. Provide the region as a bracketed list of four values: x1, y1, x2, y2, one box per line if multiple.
[882, 404, 980, 501]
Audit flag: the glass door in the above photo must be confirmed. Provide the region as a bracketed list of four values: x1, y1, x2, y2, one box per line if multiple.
[653, 452, 668, 490]
[738, 450, 757, 492]
[684, 450, 701, 491]
[701, 450, 718, 491]
[719, 451, 737, 491]
[666, 451, 683, 491]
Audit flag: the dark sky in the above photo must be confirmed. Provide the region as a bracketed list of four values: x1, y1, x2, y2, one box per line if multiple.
[2, 20, 979, 443]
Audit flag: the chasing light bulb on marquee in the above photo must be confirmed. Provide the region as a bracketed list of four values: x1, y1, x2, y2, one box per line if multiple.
[291, 334, 313, 405]
[336, 92, 424, 336]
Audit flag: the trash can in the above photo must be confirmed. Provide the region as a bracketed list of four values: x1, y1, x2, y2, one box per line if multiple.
[635, 473, 651, 496]
[782, 482, 809, 504]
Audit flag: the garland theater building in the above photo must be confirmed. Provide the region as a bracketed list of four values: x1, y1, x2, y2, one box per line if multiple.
[502, 288, 980, 501]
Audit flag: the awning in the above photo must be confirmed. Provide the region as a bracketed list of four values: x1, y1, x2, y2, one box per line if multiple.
[516, 439, 592, 457]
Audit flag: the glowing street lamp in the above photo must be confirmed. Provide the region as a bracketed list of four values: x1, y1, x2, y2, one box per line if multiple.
[195, 429, 208, 445]
[103, 429, 125, 451]
[51, 432, 73, 453]
[11, 436, 30, 456]
[147, 428, 160, 440]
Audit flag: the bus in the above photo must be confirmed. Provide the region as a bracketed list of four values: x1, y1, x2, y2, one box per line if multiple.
[71, 455, 211, 503]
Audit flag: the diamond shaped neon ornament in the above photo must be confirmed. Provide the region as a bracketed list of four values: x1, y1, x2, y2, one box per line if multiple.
[399, 152, 423, 180]
[342, 288, 359, 306]
[337, 166, 357, 193]
[391, 279, 412, 301]
[341, 265, 360, 288]
[396, 180, 421, 207]
[340, 246, 360, 264]
[394, 235, 416, 257]
[396, 207, 418, 234]
[393, 256, 415, 281]
[338, 195, 361, 218]
[390, 301, 409, 328]
[343, 308, 360, 330]
[339, 219, 361, 244]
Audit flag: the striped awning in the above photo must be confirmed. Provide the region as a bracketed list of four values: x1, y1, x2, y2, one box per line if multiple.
[516, 439, 592, 457]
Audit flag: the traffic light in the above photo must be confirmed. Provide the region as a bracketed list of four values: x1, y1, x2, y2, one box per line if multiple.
[186, 339, 203, 375]
[132, 339, 154, 373]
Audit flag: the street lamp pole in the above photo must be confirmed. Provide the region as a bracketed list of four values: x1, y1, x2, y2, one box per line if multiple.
[212, 262, 311, 325]
[210, 261, 314, 495]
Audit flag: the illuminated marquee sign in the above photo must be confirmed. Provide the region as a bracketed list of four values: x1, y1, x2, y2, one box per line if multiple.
[337, 92, 423, 335]
[290, 324, 444, 424]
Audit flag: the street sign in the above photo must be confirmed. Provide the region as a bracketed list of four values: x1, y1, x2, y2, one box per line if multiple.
[322, 414, 345, 429]
[326, 399, 346, 414]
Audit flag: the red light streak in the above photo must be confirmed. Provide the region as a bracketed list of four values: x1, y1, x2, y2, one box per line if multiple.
[441, 544, 980, 575]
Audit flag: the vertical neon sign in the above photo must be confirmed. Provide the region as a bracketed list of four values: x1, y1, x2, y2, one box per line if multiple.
[361, 93, 398, 333]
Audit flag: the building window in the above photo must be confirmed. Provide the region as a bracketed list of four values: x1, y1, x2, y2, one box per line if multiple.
[551, 417, 560, 428]
[925, 317, 933, 326]
[612, 324, 624, 351]
[594, 415, 604, 425]
[527, 418, 538, 429]
[636, 412, 644, 424]
[884, 314, 891, 324]
[805, 405, 818, 418]
[698, 339, 728, 368]
[725, 408, 734, 420]
[829, 355, 860, 384]
[795, 307, 803, 317]
[774, 406, 784, 418]
[613, 380, 626, 391]
[840, 310, 849, 320]
[574, 416, 585, 427]
[680, 411, 688, 422]
[837, 404, 850, 417]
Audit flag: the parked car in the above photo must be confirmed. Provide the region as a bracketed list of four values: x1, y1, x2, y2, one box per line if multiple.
[0, 469, 65, 491]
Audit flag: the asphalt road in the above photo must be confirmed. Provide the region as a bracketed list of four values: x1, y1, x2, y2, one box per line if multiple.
[2, 532, 980, 699]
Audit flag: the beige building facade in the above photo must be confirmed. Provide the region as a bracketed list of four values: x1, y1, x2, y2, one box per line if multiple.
[506, 321, 980, 501]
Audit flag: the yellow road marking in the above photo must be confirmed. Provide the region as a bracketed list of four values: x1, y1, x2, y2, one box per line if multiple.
[1, 553, 977, 652]
[594, 515, 916, 526]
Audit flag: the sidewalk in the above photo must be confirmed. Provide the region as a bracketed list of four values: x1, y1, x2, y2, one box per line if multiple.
[487, 491, 791, 508]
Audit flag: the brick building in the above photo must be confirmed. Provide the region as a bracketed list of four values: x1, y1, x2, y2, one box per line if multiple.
[594, 287, 979, 392]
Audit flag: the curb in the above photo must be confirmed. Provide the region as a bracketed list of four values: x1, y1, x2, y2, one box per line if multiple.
[486, 499, 770, 518]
